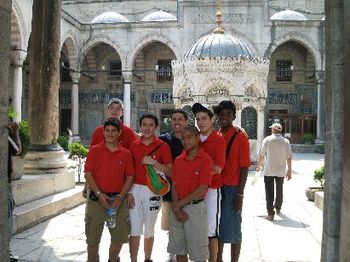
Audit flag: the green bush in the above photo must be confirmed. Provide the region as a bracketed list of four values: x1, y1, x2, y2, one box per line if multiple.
[303, 133, 314, 144]
[69, 142, 88, 183]
[314, 165, 325, 189]
[57, 133, 69, 151]
[19, 120, 30, 156]
[69, 142, 88, 159]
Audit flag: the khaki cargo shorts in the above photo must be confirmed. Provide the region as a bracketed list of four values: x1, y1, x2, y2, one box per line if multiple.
[85, 198, 130, 245]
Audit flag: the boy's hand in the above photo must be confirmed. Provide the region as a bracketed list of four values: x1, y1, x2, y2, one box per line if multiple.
[98, 193, 111, 209]
[142, 156, 156, 165]
[232, 195, 243, 213]
[127, 193, 135, 209]
[176, 209, 188, 223]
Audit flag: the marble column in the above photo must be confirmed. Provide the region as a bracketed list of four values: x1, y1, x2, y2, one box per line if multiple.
[315, 71, 325, 143]
[10, 50, 26, 122]
[24, 0, 69, 174]
[70, 72, 80, 137]
[0, 0, 12, 258]
[122, 71, 132, 126]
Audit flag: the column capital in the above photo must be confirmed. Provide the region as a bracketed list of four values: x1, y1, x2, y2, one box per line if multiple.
[122, 71, 133, 82]
[10, 49, 27, 67]
[315, 70, 325, 83]
[70, 72, 81, 84]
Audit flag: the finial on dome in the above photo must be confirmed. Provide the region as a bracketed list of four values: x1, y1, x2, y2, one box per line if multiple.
[214, 0, 224, 34]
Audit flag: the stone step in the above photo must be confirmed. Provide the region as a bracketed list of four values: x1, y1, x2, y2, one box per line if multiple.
[314, 191, 324, 211]
[13, 186, 85, 234]
[12, 171, 75, 206]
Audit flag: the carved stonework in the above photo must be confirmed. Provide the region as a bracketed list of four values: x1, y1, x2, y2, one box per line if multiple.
[10, 50, 27, 67]
[206, 84, 229, 97]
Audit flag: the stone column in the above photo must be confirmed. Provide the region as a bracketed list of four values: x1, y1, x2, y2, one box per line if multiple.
[122, 71, 132, 126]
[0, 0, 12, 258]
[10, 50, 26, 122]
[70, 72, 80, 137]
[24, 0, 69, 174]
[315, 71, 325, 143]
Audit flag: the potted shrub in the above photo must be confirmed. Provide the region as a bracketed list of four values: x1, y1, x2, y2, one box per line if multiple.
[69, 142, 88, 183]
[303, 133, 314, 144]
[305, 165, 325, 201]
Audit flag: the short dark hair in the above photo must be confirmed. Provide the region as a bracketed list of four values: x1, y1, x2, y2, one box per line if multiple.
[214, 100, 236, 115]
[172, 109, 188, 120]
[104, 118, 121, 130]
[182, 125, 200, 136]
[140, 113, 159, 127]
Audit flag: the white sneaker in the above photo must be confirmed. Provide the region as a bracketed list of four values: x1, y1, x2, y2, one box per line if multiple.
[167, 253, 176, 262]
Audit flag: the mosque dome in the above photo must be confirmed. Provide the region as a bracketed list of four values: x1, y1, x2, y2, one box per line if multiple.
[185, 33, 254, 58]
[91, 12, 129, 24]
[142, 11, 177, 22]
[270, 10, 307, 21]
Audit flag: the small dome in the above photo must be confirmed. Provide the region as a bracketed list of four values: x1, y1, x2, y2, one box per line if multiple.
[270, 10, 307, 21]
[142, 11, 177, 22]
[185, 33, 254, 58]
[91, 12, 129, 24]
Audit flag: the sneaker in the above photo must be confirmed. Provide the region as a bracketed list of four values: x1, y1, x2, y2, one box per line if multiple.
[275, 208, 281, 214]
[167, 253, 176, 261]
[10, 252, 19, 262]
[266, 214, 274, 221]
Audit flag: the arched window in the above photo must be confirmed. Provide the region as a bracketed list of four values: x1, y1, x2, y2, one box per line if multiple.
[242, 107, 257, 139]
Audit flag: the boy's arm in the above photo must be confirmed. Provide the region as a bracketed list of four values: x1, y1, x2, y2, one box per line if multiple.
[173, 184, 208, 213]
[84, 171, 110, 208]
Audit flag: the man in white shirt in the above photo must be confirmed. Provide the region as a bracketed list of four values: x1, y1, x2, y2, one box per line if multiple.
[256, 123, 292, 221]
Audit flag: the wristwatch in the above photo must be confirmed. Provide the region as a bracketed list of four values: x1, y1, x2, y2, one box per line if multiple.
[96, 190, 101, 197]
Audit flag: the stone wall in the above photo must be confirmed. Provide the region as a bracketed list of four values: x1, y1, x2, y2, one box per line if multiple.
[0, 0, 12, 258]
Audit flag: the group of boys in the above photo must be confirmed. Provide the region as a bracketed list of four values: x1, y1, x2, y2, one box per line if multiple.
[84, 98, 250, 262]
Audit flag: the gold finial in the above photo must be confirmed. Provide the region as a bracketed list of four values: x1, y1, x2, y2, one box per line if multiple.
[214, 0, 224, 34]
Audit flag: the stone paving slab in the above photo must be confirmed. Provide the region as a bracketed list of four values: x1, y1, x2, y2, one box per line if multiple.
[11, 153, 324, 262]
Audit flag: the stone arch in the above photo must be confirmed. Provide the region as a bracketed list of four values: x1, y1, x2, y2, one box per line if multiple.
[264, 32, 322, 70]
[175, 81, 194, 102]
[11, 3, 25, 50]
[242, 81, 264, 97]
[61, 33, 79, 70]
[80, 35, 126, 67]
[241, 106, 258, 139]
[126, 33, 181, 69]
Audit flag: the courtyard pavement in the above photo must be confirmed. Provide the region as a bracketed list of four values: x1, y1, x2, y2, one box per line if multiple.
[11, 153, 324, 262]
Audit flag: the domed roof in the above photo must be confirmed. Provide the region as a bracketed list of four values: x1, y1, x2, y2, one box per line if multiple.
[185, 33, 254, 58]
[142, 11, 177, 22]
[270, 10, 307, 21]
[91, 12, 129, 24]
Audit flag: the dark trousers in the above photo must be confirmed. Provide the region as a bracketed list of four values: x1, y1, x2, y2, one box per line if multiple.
[264, 176, 284, 215]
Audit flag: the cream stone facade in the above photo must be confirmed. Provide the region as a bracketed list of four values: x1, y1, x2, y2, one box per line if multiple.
[10, 0, 325, 146]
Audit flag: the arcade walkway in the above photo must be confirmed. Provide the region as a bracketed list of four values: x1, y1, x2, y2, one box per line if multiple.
[11, 153, 324, 261]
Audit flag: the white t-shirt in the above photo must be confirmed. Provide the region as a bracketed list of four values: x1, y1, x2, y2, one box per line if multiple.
[257, 134, 292, 177]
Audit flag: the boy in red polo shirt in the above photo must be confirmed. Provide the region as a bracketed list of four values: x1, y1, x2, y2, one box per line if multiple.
[215, 101, 250, 262]
[84, 98, 137, 198]
[168, 126, 212, 262]
[128, 113, 173, 262]
[90, 98, 136, 149]
[84, 119, 134, 262]
[192, 103, 226, 262]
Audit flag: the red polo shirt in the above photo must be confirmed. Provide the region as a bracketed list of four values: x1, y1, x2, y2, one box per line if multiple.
[90, 123, 136, 149]
[199, 131, 226, 189]
[84, 142, 134, 193]
[218, 126, 250, 186]
[129, 136, 172, 185]
[173, 149, 212, 199]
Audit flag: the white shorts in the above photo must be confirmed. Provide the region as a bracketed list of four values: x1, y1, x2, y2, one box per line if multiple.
[129, 184, 162, 238]
[205, 188, 221, 237]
